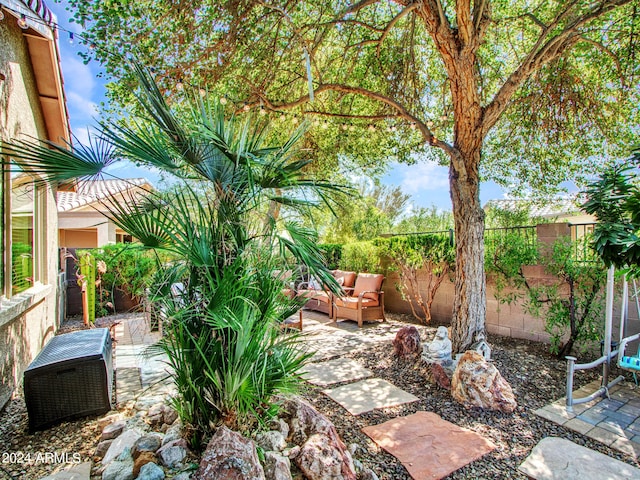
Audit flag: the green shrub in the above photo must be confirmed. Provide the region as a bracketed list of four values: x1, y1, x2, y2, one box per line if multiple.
[528, 239, 606, 357]
[378, 233, 454, 323]
[339, 241, 381, 273]
[319, 243, 342, 269]
[487, 235, 606, 357]
[485, 231, 539, 305]
[152, 257, 310, 447]
[79, 243, 156, 317]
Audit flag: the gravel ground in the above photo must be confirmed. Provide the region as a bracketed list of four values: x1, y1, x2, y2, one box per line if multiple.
[0, 312, 638, 479]
[0, 392, 101, 480]
[300, 313, 640, 479]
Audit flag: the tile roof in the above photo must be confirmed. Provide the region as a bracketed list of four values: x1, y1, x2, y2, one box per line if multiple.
[483, 193, 587, 218]
[23, 0, 54, 25]
[57, 178, 151, 212]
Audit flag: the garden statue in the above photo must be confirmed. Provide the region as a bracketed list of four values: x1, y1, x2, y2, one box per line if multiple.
[471, 332, 492, 361]
[422, 326, 452, 364]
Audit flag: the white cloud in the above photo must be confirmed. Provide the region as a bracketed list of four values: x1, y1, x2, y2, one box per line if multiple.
[71, 126, 99, 146]
[395, 161, 449, 194]
[61, 57, 96, 96]
[66, 92, 99, 120]
[382, 161, 452, 210]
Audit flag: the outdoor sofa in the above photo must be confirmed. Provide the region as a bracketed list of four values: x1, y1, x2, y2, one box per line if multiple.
[298, 270, 385, 327]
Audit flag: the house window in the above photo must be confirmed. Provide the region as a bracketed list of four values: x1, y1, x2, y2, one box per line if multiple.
[115, 233, 133, 244]
[2, 170, 43, 298]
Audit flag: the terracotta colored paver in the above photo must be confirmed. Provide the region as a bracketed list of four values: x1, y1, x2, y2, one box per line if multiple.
[302, 358, 373, 386]
[324, 378, 419, 415]
[518, 437, 640, 480]
[362, 411, 495, 480]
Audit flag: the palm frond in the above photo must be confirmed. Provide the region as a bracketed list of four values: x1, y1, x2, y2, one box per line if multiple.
[1, 134, 114, 185]
[100, 121, 182, 172]
[277, 221, 341, 295]
[99, 191, 175, 249]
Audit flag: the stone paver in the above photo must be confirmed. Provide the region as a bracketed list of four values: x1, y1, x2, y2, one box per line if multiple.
[323, 378, 419, 415]
[562, 417, 594, 435]
[302, 358, 373, 386]
[362, 411, 495, 480]
[536, 379, 640, 456]
[588, 426, 624, 446]
[115, 367, 142, 404]
[38, 462, 91, 480]
[112, 313, 173, 405]
[518, 437, 640, 479]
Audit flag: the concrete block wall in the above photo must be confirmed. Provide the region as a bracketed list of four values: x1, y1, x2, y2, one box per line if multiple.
[384, 271, 552, 343]
[383, 222, 638, 347]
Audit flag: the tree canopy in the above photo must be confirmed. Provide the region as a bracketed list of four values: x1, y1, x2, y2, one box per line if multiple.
[68, 0, 639, 351]
[71, 0, 638, 190]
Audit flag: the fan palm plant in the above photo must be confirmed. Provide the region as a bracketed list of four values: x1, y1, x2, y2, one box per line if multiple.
[2, 63, 349, 445]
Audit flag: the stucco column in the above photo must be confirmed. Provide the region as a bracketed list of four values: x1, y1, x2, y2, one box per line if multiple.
[97, 221, 116, 247]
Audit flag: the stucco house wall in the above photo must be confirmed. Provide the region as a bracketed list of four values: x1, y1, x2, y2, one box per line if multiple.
[0, 4, 67, 408]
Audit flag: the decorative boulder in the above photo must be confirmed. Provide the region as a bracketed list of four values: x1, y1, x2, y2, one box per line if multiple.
[279, 398, 356, 480]
[102, 429, 143, 465]
[101, 420, 126, 441]
[137, 462, 165, 480]
[157, 439, 188, 468]
[162, 420, 183, 446]
[263, 451, 292, 480]
[133, 451, 157, 478]
[292, 433, 356, 480]
[132, 434, 163, 459]
[392, 326, 422, 358]
[102, 448, 134, 480]
[451, 351, 517, 414]
[162, 406, 179, 425]
[280, 397, 341, 444]
[268, 418, 290, 440]
[430, 363, 451, 390]
[94, 439, 113, 459]
[194, 426, 265, 480]
[256, 430, 287, 452]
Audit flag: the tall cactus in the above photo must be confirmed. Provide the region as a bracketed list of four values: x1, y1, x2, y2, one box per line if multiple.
[79, 251, 96, 324]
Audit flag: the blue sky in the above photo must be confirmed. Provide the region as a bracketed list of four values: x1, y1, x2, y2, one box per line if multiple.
[48, 1, 507, 212]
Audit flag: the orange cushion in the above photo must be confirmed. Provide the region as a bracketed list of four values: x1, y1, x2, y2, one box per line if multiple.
[334, 297, 379, 309]
[332, 270, 357, 288]
[300, 290, 330, 303]
[352, 274, 384, 301]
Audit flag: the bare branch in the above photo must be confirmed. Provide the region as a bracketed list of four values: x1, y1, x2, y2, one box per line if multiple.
[521, 12, 547, 30]
[342, 0, 379, 16]
[249, 83, 454, 154]
[347, 39, 381, 50]
[306, 110, 399, 121]
[376, 4, 420, 55]
[415, 0, 458, 68]
[473, 0, 491, 41]
[325, 19, 384, 33]
[578, 36, 627, 88]
[483, 0, 633, 136]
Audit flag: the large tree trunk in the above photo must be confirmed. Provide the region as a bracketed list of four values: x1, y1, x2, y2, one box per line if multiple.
[449, 148, 486, 354]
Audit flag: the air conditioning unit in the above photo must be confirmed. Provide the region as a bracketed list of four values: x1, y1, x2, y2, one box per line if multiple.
[24, 328, 113, 431]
